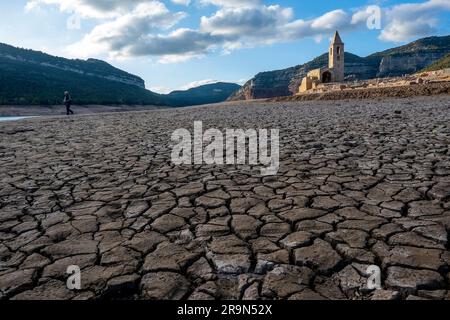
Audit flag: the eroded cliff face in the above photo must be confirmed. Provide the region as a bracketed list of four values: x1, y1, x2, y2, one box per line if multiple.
[228, 35, 450, 101]
[229, 53, 380, 101]
[229, 55, 327, 101]
[231, 66, 302, 101]
[377, 52, 449, 77]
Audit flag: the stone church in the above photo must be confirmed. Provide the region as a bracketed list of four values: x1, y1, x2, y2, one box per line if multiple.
[299, 31, 345, 93]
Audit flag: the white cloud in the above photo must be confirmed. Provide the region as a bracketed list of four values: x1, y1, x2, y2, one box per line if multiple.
[380, 18, 438, 42]
[179, 79, 219, 90]
[199, 6, 353, 51]
[178, 78, 245, 90]
[379, 0, 450, 42]
[171, 0, 191, 5]
[157, 53, 205, 64]
[199, 0, 260, 8]
[25, 0, 149, 18]
[126, 28, 225, 57]
[149, 86, 172, 94]
[66, 2, 188, 58]
[351, 6, 377, 26]
[27, 0, 450, 63]
[311, 10, 349, 30]
[201, 5, 293, 36]
[282, 9, 352, 41]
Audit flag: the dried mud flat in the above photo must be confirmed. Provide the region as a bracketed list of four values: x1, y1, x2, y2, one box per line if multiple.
[0, 96, 449, 300]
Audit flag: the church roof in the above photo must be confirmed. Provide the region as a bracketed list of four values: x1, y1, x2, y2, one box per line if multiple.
[332, 31, 344, 44]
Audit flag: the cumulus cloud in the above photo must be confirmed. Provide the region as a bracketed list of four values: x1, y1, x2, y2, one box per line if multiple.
[201, 5, 293, 36]
[283, 10, 352, 41]
[26, 0, 450, 63]
[179, 78, 245, 90]
[171, 0, 191, 5]
[379, 0, 450, 42]
[199, 0, 260, 8]
[124, 28, 227, 61]
[311, 10, 349, 30]
[149, 85, 172, 94]
[25, 0, 150, 18]
[380, 18, 438, 42]
[179, 79, 219, 90]
[200, 6, 353, 51]
[66, 2, 189, 58]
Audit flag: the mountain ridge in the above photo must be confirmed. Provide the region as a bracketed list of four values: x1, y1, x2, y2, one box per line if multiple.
[0, 42, 163, 105]
[228, 35, 450, 101]
[0, 43, 240, 106]
[0, 43, 145, 88]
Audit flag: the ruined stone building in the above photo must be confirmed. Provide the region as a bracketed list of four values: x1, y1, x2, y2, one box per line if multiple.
[299, 31, 345, 93]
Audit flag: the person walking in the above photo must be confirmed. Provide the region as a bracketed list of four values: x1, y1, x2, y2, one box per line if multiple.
[63, 91, 74, 115]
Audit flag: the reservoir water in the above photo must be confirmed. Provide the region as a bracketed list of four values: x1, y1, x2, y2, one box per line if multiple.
[0, 116, 36, 122]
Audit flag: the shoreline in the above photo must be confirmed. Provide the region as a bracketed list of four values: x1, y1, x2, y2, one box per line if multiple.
[2, 85, 450, 120]
[2, 81, 449, 117]
[0, 104, 170, 117]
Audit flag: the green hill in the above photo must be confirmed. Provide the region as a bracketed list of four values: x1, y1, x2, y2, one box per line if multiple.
[420, 53, 450, 72]
[0, 43, 164, 106]
[0, 43, 241, 107]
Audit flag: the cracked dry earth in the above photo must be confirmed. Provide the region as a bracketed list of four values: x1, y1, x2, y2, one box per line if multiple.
[1, 96, 450, 301]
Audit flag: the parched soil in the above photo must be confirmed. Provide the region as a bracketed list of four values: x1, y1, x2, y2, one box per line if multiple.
[0, 96, 449, 300]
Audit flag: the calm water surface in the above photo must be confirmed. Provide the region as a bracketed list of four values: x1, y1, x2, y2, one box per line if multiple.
[0, 116, 37, 122]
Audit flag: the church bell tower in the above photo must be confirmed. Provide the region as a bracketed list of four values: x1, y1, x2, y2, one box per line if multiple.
[329, 31, 345, 82]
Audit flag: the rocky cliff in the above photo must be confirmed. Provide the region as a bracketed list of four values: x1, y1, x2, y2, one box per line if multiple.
[421, 53, 450, 72]
[375, 53, 444, 77]
[229, 35, 450, 101]
[371, 36, 450, 77]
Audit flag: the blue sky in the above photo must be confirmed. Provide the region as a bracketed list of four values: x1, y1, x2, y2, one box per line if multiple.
[0, 0, 449, 93]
